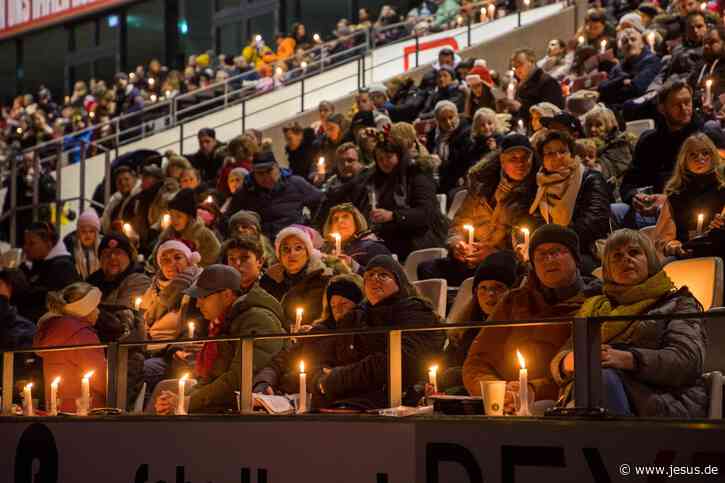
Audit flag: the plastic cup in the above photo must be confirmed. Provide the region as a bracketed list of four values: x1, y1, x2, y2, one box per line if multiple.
[479, 380, 506, 416]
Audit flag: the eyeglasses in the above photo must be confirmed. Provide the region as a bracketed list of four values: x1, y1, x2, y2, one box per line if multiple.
[533, 246, 569, 262]
[364, 271, 394, 283]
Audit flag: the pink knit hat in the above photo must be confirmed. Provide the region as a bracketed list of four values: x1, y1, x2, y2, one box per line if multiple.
[156, 239, 202, 266]
[275, 226, 316, 260]
[78, 209, 101, 232]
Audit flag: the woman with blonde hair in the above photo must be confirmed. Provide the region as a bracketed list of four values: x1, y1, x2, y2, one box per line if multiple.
[552, 229, 707, 417]
[34, 282, 107, 412]
[583, 104, 633, 200]
[468, 107, 510, 161]
[321, 203, 391, 271]
[389, 122, 430, 159]
[654, 133, 725, 258]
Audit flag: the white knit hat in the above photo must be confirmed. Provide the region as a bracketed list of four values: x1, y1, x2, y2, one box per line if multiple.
[274, 226, 315, 260]
[156, 239, 202, 266]
[78, 209, 101, 232]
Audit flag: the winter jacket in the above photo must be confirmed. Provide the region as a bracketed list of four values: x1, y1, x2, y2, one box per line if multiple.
[227, 170, 323, 240]
[101, 183, 141, 234]
[0, 296, 36, 385]
[426, 120, 473, 195]
[34, 314, 107, 412]
[551, 288, 708, 418]
[189, 285, 287, 412]
[187, 143, 228, 184]
[286, 128, 320, 178]
[515, 68, 565, 123]
[387, 80, 429, 123]
[463, 275, 602, 401]
[63, 231, 102, 280]
[599, 49, 662, 106]
[155, 218, 221, 268]
[596, 131, 634, 201]
[87, 263, 150, 310]
[422, 83, 467, 117]
[568, 168, 613, 257]
[19, 240, 81, 323]
[123, 178, 180, 251]
[322, 231, 392, 272]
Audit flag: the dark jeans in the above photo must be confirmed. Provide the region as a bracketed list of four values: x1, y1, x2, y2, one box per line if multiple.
[602, 368, 633, 416]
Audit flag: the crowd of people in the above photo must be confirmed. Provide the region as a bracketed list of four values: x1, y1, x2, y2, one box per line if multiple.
[1, 0, 724, 418]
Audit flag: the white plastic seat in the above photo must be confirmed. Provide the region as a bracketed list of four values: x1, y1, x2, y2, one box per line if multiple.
[447, 189, 468, 220]
[663, 257, 724, 311]
[413, 279, 448, 319]
[404, 247, 448, 282]
[436, 193, 447, 215]
[625, 118, 655, 138]
[447, 277, 475, 323]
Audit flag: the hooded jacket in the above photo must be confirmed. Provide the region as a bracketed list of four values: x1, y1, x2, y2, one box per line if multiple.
[426, 119, 473, 195]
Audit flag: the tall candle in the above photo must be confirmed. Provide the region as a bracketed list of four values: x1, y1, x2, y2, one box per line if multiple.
[176, 373, 189, 415]
[488, 4, 496, 19]
[188, 321, 195, 339]
[298, 361, 307, 413]
[295, 308, 303, 333]
[646, 32, 656, 49]
[428, 365, 439, 394]
[578, 35, 585, 46]
[23, 383, 34, 416]
[516, 350, 531, 416]
[80, 371, 93, 416]
[122, 223, 134, 238]
[600, 39, 607, 54]
[134, 296, 142, 311]
[318, 157, 326, 176]
[332, 233, 342, 256]
[463, 224, 475, 246]
[161, 213, 171, 230]
[370, 189, 377, 210]
[50, 377, 60, 416]
[517, 119, 525, 133]
[506, 81, 516, 100]
[705, 79, 713, 107]
[697, 213, 705, 235]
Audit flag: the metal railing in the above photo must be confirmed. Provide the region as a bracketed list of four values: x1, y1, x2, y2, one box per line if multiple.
[1, 309, 718, 417]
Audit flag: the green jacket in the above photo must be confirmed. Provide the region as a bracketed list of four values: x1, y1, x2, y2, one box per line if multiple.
[433, 0, 461, 28]
[189, 284, 287, 412]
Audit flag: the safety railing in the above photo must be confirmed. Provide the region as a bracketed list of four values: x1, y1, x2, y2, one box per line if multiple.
[2, 309, 718, 417]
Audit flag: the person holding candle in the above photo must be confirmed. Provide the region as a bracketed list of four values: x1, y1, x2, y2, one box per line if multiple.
[653, 133, 725, 259]
[463, 225, 602, 413]
[34, 282, 107, 412]
[319, 143, 368, 194]
[311, 114, 349, 183]
[466, 108, 508, 167]
[261, 227, 350, 331]
[552, 229, 708, 417]
[688, 24, 725, 114]
[101, 166, 140, 235]
[154, 265, 286, 414]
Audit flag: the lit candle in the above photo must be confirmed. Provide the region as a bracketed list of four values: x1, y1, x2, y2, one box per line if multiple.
[705, 79, 713, 107]
[255, 34, 262, 43]
[298, 361, 307, 413]
[697, 213, 705, 235]
[516, 350, 531, 416]
[205, 195, 213, 204]
[318, 157, 326, 176]
[50, 377, 60, 416]
[701, 2, 707, 11]
[150, 94, 158, 103]
[301, 61, 308, 70]
[80, 371, 94, 416]
[294, 307, 303, 333]
[176, 373, 189, 415]
[428, 365, 439, 393]
[480, 7, 487, 20]
[646, 32, 656, 49]
[122, 222, 134, 238]
[578, 35, 585, 46]
[148, 77, 155, 86]
[134, 296, 142, 311]
[488, 4, 496, 19]
[313, 33, 321, 43]
[161, 213, 171, 230]
[600, 39, 607, 54]
[506, 81, 516, 100]
[332, 232, 342, 256]
[463, 224, 475, 246]
[457, 15, 464, 26]
[129, 72, 136, 80]
[275, 66, 284, 77]
[23, 383, 34, 416]
[188, 321, 195, 339]
[518, 119, 525, 133]
[370, 189, 377, 210]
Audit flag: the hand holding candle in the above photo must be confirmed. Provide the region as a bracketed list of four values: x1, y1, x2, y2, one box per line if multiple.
[515, 350, 531, 416]
[298, 361, 307, 413]
[332, 232, 342, 256]
[176, 373, 189, 415]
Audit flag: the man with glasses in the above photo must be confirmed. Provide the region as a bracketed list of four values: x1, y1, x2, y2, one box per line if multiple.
[463, 225, 602, 413]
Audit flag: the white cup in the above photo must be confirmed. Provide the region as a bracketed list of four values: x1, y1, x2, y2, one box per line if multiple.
[479, 380, 506, 416]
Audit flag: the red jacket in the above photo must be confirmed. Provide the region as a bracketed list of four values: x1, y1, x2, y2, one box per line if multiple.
[34, 315, 107, 412]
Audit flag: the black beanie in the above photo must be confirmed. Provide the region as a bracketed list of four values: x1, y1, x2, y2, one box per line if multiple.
[168, 188, 197, 218]
[528, 224, 581, 266]
[364, 255, 416, 298]
[99, 232, 136, 261]
[472, 250, 519, 295]
[327, 278, 363, 305]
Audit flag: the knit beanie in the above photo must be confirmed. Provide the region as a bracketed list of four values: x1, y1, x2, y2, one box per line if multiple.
[618, 12, 644, 33]
[364, 254, 416, 298]
[434, 100, 458, 116]
[228, 210, 262, 234]
[228, 167, 249, 182]
[275, 226, 315, 260]
[98, 232, 136, 261]
[168, 188, 197, 218]
[472, 250, 519, 295]
[156, 239, 202, 266]
[289, 224, 324, 249]
[528, 224, 581, 267]
[78, 209, 101, 232]
[327, 278, 364, 304]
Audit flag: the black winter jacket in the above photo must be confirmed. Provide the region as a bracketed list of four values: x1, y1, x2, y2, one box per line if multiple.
[285, 128, 320, 178]
[515, 68, 565, 123]
[426, 121, 473, 195]
[569, 168, 613, 256]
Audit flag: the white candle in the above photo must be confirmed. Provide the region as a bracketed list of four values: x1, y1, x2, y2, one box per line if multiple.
[298, 361, 307, 413]
[697, 213, 705, 235]
[646, 32, 656, 49]
[332, 233, 342, 256]
[122, 223, 133, 238]
[134, 296, 142, 311]
[578, 35, 585, 46]
[313, 33, 321, 43]
[318, 157, 326, 176]
[188, 321, 195, 339]
[161, 213, 171, 230]
[370, 189, 377, 210]
[518, 119, 525, 133]
[600, 39, 607, 54]
[516, 350, 531, 416]
[295, 308, 303, 333]
[176, 373, 189, 415]
[701, 2, 707, 11]
[463, 224, 475, 246]
[428, 365, 439, 393]
[205, 195, 213, 204]
[488, 4, 496, 19]
[480, 7, 487, 20]
[80, 371, 93, 416]
[23, 383, 34, 416]
[506, 81, 516, 100]
[50, 377, 60, 416]
[521, 227, 530, 246]
[705, 79, 713, 107]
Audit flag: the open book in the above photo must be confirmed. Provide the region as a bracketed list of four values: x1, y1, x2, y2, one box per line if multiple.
[253, 393, 296, 415]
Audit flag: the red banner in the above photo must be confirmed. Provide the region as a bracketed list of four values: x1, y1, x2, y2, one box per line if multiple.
[0, 0, 133, 40]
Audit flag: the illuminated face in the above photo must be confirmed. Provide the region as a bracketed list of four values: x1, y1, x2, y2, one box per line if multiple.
[198, 135, 216, 155]
[330, 294, 357, 322]
[661, 88, 693, 130]
[170, 210, 191, 232]
[500, 148, 533, 181]
[226, 248, 262, 289]
[159, 249, 190, 280]
[78, 224, 98, 248]
[533, 243, 578, 289]
[363, 268, 399, 305]
[685, 143, 714, 175]
[541, 139, 573, 172]
[100, 247, 131, 279]
[436, 109, 459, 133]
[330, 210, 357, 241]
[476, 280, 509, 316]
[280, 236, 309, 275]
[115, 172, 136, 195]
[607, 241, 649, 286]
[180, 170, 199, 189]
[587, 117, 608, 138]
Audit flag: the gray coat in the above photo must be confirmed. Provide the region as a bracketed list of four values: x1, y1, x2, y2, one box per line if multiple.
[551, 288, 709, 418]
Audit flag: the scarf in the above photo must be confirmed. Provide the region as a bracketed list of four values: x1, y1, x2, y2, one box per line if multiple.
[434, 127, 455, 163]
[74, 237, 101, 280]
[196, 313, 227, 379]
[530, 161, 583, 225]
[576, 270, 675, 344]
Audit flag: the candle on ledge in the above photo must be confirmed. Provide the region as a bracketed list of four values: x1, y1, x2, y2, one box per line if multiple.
[318, 157, 326, 176]
[134, 296, 142, 311]
[50, 377, 60, 416]
[332, 233, 342, 256]
[176, 373, 189, 415]
[506, 81, 516, 100]
[600, 39, 607, 54]
[705, 79, 713, 107]
[80, 371, 94, 416]
[697, 213, 705, 235]
[188, 321, 195, 339]
[516, 350, 531, 416]
[161, 213, 171, 230]
[428, 365, 439, 394]
[463, 224, 475, 246]
[23, 382, 34, 416]
[295, 308, 304, 333]
[298, 361, 307, 413]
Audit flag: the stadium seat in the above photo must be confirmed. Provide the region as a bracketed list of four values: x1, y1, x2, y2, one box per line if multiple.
[413, 279, 448, 319]
[447, 277, 475, 323]
[663, 257, 724, 311]
[705, 307, 725, 419]
[437, 194, 447, 215]
[404, 247, 448, 282]
[625, 119, 655, 138]
[448, 189, 468, 220]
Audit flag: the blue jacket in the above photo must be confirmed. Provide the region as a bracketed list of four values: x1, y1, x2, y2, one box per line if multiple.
[599, 49, 661, 106]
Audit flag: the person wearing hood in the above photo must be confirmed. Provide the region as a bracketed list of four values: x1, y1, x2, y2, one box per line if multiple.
[426, 100, 473, 196]
[530, 130, 611, 274]
[101, 165, 140, 234]
[221, 167, 249, 214]
[284, 122, 320, 178]
[260, 227, 350, 331]
[64, 209, 103, 280]
[0, 269, 37, 392]
[154, 265, 286, 414]
[418, 134, 539, 287]
[226, 151, 323, 240]
[552, 229, 707, 417]
[321, 203, 392, 272]
[422, 66, 467, 116]
[34, 282, 107, 412]
[227, 210, 276, 266]
[20, 222, 81, 322]
[313, 256, 444, 409]
[155, 188, 221, 267]
[463, 225, 602, 412]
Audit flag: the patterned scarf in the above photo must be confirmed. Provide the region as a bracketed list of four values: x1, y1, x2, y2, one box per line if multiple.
[530, 160, 583, 225]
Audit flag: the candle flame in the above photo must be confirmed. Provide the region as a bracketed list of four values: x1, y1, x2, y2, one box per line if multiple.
[162, 213, 171, 227]
[83, 371, 94, 380]
[578, 36, 585, 45]
[313, 33, 321, 42]
[205, 195, 213, 204]
[706, 79, 713, 88]
[275, 67, 283, 76]
[463, 224, 474, 232]
[698, 213, 704, 221]
[516, 350, 526, 369]
[600, 40, 606, 48]
[123, 223, 132, 236]
[318, 157, 325, 166]
[332, 233, 341, 241]
[149, 78, 155, 86]
[51, 377, 61, 387]
[24, 382, 33, 391]
[521, 227, 530, 236]
[296, 307, 304, 317]
[429, 364, 438, 375]
[180, 373, 190, 382]
[134, 297, 142, 309]
[299, 361, 305, 373]
[255, 35, 262, 42]
[188, 321, 195, 332]
[701, 2, 707, 11]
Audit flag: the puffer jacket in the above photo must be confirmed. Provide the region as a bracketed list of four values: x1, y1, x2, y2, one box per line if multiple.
[596, 130, 634, 201]
[551, 288, 708, 418]
[87, 263, 150, 310]
[155, 218, 221, 268]
[426, 120, 473, 195]
[568, 168, 613, 257]
[599, 49, 662, 106]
